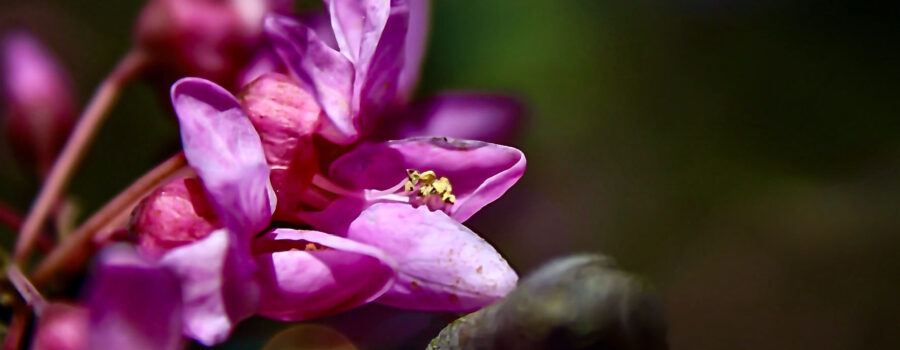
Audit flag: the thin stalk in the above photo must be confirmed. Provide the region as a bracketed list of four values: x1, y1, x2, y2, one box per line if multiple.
[14, 50, 149, 264]
[31, 153, 187, 285]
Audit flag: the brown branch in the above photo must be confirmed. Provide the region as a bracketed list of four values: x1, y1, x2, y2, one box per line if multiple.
[30, 153, 187, 285]
[14, 50, 149, 264]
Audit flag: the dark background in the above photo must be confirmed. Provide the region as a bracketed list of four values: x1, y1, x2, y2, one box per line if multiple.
[1, 0, 899, 349]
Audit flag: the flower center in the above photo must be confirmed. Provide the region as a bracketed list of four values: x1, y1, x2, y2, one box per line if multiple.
[404, 169, 456, 204]
[309, 169, 457, 213]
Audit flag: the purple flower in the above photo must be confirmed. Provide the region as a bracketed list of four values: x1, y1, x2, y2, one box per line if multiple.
[171, 74, 523, 313]
[1, 31, 76, 176]
[264, 0, 524, 146]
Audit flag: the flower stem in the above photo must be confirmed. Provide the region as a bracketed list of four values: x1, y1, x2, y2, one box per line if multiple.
[13, 50, 149, 264]
[6, 265, 46, 315]
[1, 305, 29, 350]
[31, 153, 187, 285]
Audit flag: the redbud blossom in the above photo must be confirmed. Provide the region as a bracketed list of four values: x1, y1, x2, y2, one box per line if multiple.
[135, 0, 291, 87]
[1, 32, 76, 176]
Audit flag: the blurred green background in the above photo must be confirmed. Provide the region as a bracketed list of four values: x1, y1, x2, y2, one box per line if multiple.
[2, 0, 900, 349]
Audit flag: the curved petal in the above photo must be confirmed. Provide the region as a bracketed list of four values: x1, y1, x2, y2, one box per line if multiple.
[85, 245, 183, 350]
[393, 93, 524, 144]
[329, 137, 526, 222]
[396, 0, 430, 101]
[264, 14, 358, 144]
[252, 229, 396, 321]
[354, 2, 408, 133]
[170, 77, 275, 236]
[346, 203, 517, 311]
[158, 230, 260, 346]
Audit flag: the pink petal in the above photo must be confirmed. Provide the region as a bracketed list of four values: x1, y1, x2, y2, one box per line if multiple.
[264, 14, 358, 144]
[170, 77, 275, 236]
[354, 2, 408, 133]
[394, 93, 524, 145]
[158, 230, 259, 346]
[252, 229, 396, 321]
[396, 0, 430, 101]
[346, 203, 517, 311]
[86, 245, 183, 350]
[329, 137, 526, 222]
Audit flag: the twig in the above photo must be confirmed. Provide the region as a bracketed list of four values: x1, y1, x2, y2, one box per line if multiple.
[31, 153, 187, 285]
[14, 50, 149, 264]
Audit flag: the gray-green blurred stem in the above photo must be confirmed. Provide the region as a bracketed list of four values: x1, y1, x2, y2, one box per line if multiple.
[427, 254, 668, 350]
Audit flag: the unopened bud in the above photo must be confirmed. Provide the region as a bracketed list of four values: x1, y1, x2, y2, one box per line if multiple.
[135, 0, 291, 87]
[130, 177, 221, 259]
[32, 303, 89, 350]
[2, 32, 76, 176]
[240, 72, 323, 220]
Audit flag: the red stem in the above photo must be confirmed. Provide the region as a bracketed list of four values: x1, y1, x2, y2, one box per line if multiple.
[14, 50, 148, 264]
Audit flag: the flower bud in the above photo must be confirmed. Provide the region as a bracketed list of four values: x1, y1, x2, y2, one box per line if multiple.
[135, 0, 291, 87]
[130, 177, 221, 259]
[239, 72, 324, 220]
[31, 303, 89, 350]
[2, 32, 76, 176]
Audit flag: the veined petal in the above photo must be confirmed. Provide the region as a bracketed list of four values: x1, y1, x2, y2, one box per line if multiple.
[354, 2, 408, 133]
[394, 93, 524, 145]
[170, 78, 275, 236]
[264, 14, 358, 144]
[86, 245, 183, 350]
[252, 229, 396, 321]
[158, 230, 260, 346]
[346, 203, 517, 311]
[396, 0, 429, 101]
[329, 137, 526, 222]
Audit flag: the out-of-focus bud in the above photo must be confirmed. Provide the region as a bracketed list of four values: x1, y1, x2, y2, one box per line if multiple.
[135, 0, 292, 88]
[130, 177, 221, 259]
[31, 303, 89, 350]
[1, 32, 76, 176]
[239, 72, 323, 220]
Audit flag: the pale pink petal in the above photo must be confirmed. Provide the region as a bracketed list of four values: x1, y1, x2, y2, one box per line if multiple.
[170, 77, 275, 236]
[264, 14, 358, 144]
[252, 229, 396, 321]
[396, 0, 430, 101]
[346, 203, 517, 311]
[158, 230, 259, 346]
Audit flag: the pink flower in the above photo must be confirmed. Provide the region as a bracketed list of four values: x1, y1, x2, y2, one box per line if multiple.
[1, 31, 76, 176]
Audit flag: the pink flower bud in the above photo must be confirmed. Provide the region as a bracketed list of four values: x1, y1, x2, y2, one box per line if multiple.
[135, 0, 291, 87]
[130, 177, 221, 259]
[2, 32, 76, 176]
[239, 72, 324, 220]
[31, 303, 89, 350]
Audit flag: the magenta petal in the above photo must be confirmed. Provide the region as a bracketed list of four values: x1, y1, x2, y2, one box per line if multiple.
[159, 230, 260, 346]
[170, 78, 275, 236]
[264, 14, 358, 144]
[396, 0, 430, 101]
[329, 137, 526, 222]
[395, 93, 524, 145]
[86, 245, 183, 350]
[252, 229, 396, 321]
[346, 203, 517, 311]
[354, 2, 409, 132]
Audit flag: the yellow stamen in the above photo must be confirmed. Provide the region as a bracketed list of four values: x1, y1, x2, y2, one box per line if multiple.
[405, 169, 456, 204]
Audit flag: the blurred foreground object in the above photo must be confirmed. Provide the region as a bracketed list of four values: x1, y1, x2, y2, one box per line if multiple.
[1, 31, 76, 177]
[427, 254, 668, 350]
